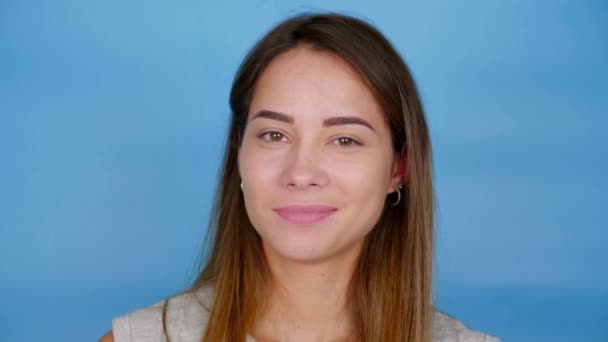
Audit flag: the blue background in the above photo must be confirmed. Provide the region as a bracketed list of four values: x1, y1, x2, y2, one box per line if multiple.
[1, 1, 606, 341]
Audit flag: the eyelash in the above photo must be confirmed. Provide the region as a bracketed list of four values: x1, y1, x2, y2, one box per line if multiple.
[258, 131, 363, 147]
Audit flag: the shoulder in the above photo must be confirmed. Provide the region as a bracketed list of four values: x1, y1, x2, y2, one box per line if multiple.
[432, 309, 500, 342]
[111, 285, 214, 342]
[109, 287, 500, 342]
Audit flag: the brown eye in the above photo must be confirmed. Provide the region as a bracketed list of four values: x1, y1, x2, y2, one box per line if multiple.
[334, 137, 362, 147]
[259, 131, 287, 143]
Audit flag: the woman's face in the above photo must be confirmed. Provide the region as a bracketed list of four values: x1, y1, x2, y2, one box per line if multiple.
[238, 46, 403, 264]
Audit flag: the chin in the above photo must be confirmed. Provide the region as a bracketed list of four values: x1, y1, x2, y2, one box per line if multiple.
[262, 239, 336, 264]
[274, 252, 335, 265]
[251, 211, 365, 264]
[261, 232, 365, 266]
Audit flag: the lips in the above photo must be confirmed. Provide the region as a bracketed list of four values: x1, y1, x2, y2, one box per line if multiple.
[272, 205, 337, 225]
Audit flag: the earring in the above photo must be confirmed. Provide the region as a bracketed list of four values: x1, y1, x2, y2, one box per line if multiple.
[240, 181, 243, 191]
[389, 184, 403, 206]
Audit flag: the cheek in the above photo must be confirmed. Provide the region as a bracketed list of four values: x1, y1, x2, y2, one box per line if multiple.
[239, 149, 282, 217]
[331, 155, 392, 193]
[239, 153, 270, 230]
[239, 140, 393, 199]
[240, 150, 278, 186]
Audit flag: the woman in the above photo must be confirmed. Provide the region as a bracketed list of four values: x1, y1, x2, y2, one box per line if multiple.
[100, 12, 499, 342]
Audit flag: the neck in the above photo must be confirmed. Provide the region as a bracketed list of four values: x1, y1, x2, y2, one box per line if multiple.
[252, 242, 362, 342]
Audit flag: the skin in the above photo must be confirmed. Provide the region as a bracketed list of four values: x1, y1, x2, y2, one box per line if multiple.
[99, 45, 407, 342]
[238, 45, 406, 341]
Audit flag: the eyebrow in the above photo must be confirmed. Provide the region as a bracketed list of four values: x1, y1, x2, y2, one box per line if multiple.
[250, 110, 376, 132]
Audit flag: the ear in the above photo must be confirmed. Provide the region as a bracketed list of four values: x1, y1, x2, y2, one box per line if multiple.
[388, 145, 409, 193]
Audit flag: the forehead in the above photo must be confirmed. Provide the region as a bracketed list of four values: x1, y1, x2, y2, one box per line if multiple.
[249, 46, 384, 126]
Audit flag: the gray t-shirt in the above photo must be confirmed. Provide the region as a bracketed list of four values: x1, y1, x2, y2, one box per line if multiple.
[112, 284, 500, 342]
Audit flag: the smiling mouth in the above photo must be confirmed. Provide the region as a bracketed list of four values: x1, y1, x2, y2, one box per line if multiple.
[272, 205, 337, 226]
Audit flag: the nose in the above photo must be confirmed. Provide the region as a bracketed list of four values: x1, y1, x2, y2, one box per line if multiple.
[280, 141, 330, 190]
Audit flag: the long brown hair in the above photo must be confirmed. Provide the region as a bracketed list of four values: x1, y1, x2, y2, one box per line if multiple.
[185, 12, 434, 342]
